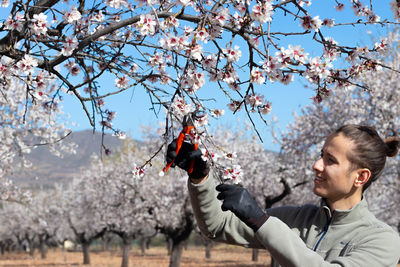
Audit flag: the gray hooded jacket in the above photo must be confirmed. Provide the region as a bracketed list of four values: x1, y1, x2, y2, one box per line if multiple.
[188, 175, 400, 267]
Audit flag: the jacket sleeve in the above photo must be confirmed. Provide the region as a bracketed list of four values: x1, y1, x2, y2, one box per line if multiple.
[256, 217, 400, 267]
[188, 174, 400, 267]
[188, 173, 265, 249]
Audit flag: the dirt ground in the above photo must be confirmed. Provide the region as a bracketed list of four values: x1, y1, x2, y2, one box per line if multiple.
[0, 245, 271, 267]
[1, 245, 399, 267]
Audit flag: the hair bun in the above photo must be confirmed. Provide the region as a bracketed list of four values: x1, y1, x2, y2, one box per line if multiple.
[385, 137, 400, 157]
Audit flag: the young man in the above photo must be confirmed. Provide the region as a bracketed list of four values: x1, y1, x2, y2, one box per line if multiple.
[167, 124, 400, 266]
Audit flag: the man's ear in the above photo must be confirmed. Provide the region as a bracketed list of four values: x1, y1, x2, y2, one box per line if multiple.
[354, 168, 371, 188]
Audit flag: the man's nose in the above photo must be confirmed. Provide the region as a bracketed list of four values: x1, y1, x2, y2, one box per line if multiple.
[313, 158, 324, 172]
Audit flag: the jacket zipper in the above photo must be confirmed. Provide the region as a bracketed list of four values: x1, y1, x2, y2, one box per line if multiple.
[313, 220, 331, 251]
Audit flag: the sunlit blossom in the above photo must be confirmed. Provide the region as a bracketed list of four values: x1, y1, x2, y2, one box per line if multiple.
[115, 75, 130, 88]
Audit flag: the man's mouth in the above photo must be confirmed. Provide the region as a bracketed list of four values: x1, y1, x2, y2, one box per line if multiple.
[314, 177, 325, 183]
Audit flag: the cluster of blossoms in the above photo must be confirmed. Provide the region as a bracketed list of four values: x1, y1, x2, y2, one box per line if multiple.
[374, 37, 389, 54]
[304, 57, 333, 83]
[180, 68, 206, 93]
[132, 164, 146, 178]
[29, 13, 49, 35]
[222, 165, 243, 183]
[170, 96, 193, 116]
[16, 55, 38, 75]
[64, 61, 81, 76]
[4, 12, 24, 32]
[350, 0, 380, 22]
[60, 36, 79, 56]
[134, 14, 157, 36]
[300, 15, 322, 32]
[250, 1, 274, 23]
[63, 6, 82, 24]
[115, 75, 130, 89]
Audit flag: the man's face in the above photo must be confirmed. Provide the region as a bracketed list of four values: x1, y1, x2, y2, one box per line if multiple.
[312, 133, 359, 203]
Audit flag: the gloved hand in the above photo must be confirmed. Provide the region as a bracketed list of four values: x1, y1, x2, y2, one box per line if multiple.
[166, 139, 210, 179]
[216, 184, 269, 232]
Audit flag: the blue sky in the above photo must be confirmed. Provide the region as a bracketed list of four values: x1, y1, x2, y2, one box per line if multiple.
[0, 1, 396, 151]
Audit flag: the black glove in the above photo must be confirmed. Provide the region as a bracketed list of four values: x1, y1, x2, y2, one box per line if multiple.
[216, 184, 269, 232]
[166, 139, 210, 179]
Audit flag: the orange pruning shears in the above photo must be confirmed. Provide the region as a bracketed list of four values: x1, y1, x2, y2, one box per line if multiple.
[163, 113, 199, 174]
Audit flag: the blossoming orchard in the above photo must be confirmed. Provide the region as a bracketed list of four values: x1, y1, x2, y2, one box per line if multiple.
[0, 0, 400, 266]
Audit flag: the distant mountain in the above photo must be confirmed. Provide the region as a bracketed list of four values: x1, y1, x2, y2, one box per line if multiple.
[9, 130, 123, 190]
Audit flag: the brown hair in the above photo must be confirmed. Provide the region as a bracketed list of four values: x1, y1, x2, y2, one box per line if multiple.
[335, 125, 399, 191]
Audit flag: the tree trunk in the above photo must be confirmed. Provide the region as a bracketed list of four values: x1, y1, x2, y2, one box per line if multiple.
[166, 237, 173, 255]
[27, 239, 35, 257]
[169, 239, 185, 267]
[121, 237, 132, 267]
[140, 237, 150, 255]
[82, 241, 91, 265]
[39, 240, 47, 259]
[205, 240, 212, 259]
[252, 248, 259, 262]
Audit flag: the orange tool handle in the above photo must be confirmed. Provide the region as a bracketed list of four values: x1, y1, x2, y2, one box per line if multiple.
[188, 142, 198, 174]
[163, 126, 196, 174]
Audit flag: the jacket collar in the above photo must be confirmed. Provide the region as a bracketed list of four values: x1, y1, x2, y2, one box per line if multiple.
[319, 197, 370, 225]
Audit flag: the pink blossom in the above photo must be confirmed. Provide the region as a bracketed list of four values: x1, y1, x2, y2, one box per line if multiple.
[260, 101, 272, 114]
[228, 82, 241, 91]
[222, 165, 243, 184]
[287, 45, 308, 64]
[208, 25, 223, 40]
[245, 94, 264, 110]
[115, 75, 130, 88]
[195, 29, 209, 43]
[188, 44, 203, 61]
[148, 52, 164, 67]
[17, 55, 38, 75]
[29, 13, 49, 35]
[171, 96, 193, 116]
[130, 63, 138, 72]
[323, 37, 340, 60]
[0, 62, 9, 78]
[202, 55, 217, 70]
[63, 6, 81, 23]
[4, 12, 24, 32]
[211, 109, 225, 117]
[250, 68, 265, 84]
[304, 57, 332, 83]
[227, 100, 242, 112]
[161, 16, 179, 29]
[1, 0, 9, 7]
[263, 56, 282, 75]
[297, 0, 311, 7]
[212, 8, 230, 26]
[335, 3, 345, 11]
[134, 14, 157, 36]
[279, 73, 294, 85]
[132, 164, 145, 178]
[113, 131, 126, 140]
[90, 11, 104, 22]
[194, 113, 209, 127]
[250, 2, 273, 23]
[235, 4, 246, 14]
[301, 15, 322, 32]
[322, 18, 335, 28]
[61, 36, 78, 56]
[223, 45, 242, 62]
[106, 0, 128, 9]
[70, 65, 80, 76]
[390, 0, 400, 20]
[222, 68, 239, 85]
[374, 37, 388, 54]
